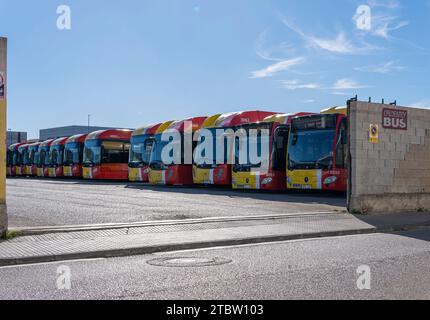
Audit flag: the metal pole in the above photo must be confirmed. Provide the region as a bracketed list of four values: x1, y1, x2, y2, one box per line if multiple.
[0, 37, 8, 238]
[88, 114, 91, 133]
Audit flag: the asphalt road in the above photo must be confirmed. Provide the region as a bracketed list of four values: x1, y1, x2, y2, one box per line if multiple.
[0, 229, 429, 300]
[7, 178, 346, 228]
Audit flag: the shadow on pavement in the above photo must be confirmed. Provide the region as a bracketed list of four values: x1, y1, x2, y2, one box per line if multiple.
[8, 176, 347, 208]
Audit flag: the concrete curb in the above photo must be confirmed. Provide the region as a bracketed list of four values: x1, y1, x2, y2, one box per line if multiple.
[0, 227, 376, 267]
[10, 212, 341, 236]
[2, 217, 430, 267]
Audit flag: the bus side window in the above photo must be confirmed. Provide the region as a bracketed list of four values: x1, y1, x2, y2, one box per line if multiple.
[335, 119, 347, 168]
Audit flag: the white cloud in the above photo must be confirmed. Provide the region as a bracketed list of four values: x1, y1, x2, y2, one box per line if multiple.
[355, 60, 404, 74]
[332, 78, 368, 90]
[331, 91, 352, 96]
[373, 19, 409, 39]
[250, 57, 305, 78]
[281, 17, 378, 54]
[281, 80, 321, 90]
[368, 0, 401, 9]
[303, 99, 316, 103]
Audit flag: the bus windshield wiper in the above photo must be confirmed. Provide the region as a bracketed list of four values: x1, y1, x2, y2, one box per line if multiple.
[315, 154, 332, 169]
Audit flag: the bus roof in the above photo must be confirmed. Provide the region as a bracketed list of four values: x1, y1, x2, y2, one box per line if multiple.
[8, 142, 27, 151]
[167, 116, 208, 133]
[28, 142, 41, 150]
[217, 110, 279, 127]
[200, 114, 222, 129]
[321, 106, 347, 115]
[39, 139, 56, 148]
[66, 134, 88, 144]
[51, 137, 69, 147]
[155, 121, 176, 135]
[86, 129, 133, 141]
[263, 112, 316, 125]
[132, 123, 163, 137]
[17, 144, 30, 151]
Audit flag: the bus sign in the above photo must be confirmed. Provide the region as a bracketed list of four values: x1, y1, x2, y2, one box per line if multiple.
[382, 108, 407, 130]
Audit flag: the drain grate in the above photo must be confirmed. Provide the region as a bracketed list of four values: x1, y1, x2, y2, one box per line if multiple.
[147, 257, 232, 268]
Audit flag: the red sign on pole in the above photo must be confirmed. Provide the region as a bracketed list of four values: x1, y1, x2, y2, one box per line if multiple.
[382, 108, 408, 130]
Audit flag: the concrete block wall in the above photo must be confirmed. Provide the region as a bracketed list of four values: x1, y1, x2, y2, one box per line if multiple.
[348, 101, 430, 214]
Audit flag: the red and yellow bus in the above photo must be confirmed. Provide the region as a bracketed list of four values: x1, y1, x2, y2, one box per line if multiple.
[149, 117, 207, 186]
[232, 112, 314, 191]
[37, 139, 55, 177]
[286, 107, 348, 192]
[7, 143, 26, 176]
[193, 111, 278, 187]
[128, 123, 166, 182]
[26, 142, 41, 176]
[83, 130, 132, 180]
[63, 134, 88, 178]
[48, 137, 69, 178]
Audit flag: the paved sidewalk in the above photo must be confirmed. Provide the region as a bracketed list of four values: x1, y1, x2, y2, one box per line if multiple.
[1, 212, 430, 266]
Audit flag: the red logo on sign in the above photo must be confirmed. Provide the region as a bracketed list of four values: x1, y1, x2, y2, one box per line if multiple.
[382, 108, 408, 130]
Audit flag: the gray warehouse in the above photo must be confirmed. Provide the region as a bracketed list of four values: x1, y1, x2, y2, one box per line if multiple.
[39, 126, 132, 141]
[6, 131, 27, 147]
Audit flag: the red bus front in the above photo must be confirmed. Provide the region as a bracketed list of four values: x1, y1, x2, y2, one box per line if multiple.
[286, 114, 348, 192]
[83, 132, 132, 180]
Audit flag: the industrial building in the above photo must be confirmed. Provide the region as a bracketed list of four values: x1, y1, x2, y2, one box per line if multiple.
[6, 131, 27, 147]
[39, 126, 132, 141]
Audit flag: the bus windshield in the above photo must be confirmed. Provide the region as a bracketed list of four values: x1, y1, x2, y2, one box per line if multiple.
[13, 150, 22, 166]
[37, 147, 49, 166]
[64, 142, 83, 165]
[84, 140, 130, 165]
[22, 149, 30, 165]
[149, 134, 172, 170]
[288, 129, 335, 170]
[39, 147, 50, 166]
[28, 147, 38, 165]
[194, 128, 221, 169]
[233, 123, 272, 173]
[33, 150, 40, 166]
[7, 150, 13, 166]
[50, 146, 64, 166]
[129, 135, 154, 166]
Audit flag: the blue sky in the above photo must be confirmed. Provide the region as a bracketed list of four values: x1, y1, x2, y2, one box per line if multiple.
[1, 0, 430, 138]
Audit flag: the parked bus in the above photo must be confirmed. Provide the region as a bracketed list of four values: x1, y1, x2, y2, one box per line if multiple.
[149, 117, 207, 185]
[37, 139, 55, 177]
[232, 112, 314, 191]
[16, 144, 30, 176]
[26, 142, 41, 177]
[192, 113, 232, 185]
[7, 143, 26, 176]
[286, 107, 348, 192]
[193, 111, 278, 187]
[47, 137, 69, 178]
[63, 134, 88, 178]
[83, 129, 132, 180]
[128, 123, 165, 182]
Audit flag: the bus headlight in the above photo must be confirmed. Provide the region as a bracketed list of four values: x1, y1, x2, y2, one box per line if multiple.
[261, 177, 272, 185]
[324, 176, 337, 185]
